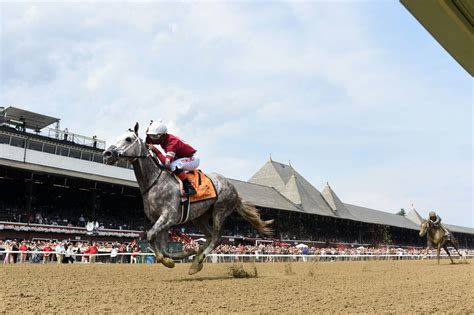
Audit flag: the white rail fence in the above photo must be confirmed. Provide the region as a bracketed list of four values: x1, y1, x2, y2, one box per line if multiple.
[2, 251, 472, 264]
[204, 253, 473, 263]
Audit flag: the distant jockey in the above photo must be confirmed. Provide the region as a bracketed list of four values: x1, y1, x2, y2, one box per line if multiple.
[145, 120, 199, 196]
[428, 211, 451, 240]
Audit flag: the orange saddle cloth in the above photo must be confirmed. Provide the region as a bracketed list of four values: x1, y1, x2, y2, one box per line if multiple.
[186, 170, 217, 203]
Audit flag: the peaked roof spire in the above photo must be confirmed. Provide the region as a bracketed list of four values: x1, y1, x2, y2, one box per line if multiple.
[406, 204, 424, 224]
[283, 174, 302, 205]
[321, 182, 355, 219]
[249, 159, 335, 216]
[269, 153, 272, 162]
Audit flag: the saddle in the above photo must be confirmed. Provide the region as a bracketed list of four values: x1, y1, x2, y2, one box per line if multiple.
[186, 170, 217, 203]
[177, 170, 217, 224]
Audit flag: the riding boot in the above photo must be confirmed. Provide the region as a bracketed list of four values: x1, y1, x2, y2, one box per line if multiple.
[182, 178, 197, 196]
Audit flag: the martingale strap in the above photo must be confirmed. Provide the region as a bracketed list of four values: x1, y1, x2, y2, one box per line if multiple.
[177, 198, 191, 225]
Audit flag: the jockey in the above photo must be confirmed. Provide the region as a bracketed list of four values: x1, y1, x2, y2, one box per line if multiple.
[145, 121, 199, 196]
[428, 211, 451, 240]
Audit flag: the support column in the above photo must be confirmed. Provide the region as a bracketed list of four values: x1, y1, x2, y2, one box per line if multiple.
[91, 189, 98, 221]
[25, 178, 34, 223]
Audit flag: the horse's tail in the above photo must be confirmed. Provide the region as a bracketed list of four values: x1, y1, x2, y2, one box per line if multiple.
[236, 199, 274, 236]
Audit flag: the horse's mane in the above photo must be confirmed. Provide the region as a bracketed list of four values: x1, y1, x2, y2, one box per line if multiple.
[135, 135, 167, 171]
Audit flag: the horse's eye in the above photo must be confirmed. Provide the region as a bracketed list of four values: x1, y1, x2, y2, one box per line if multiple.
[125, 137, 132, 142]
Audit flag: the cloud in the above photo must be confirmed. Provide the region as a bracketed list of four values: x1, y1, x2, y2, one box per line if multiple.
[0, 1, 471, 227]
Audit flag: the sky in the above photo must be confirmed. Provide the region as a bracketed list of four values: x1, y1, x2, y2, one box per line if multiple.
[1, 1, 472, 227]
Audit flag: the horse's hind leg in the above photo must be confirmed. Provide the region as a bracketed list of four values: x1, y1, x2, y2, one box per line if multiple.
[450, 241, 464, 259]
[443, 246, 455, 264]
[189, 206, 229, 275]
[191, 213, 212, 256]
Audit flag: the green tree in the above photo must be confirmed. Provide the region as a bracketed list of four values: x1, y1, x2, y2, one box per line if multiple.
[373, 225, 393, 245]
[396, 208, 406, 216]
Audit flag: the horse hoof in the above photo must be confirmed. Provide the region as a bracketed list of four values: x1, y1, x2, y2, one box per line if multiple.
[162, 258, 175, 269]
[189, 262, 204, 275]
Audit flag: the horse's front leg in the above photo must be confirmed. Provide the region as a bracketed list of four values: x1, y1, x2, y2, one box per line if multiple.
[147, 213, 176, 269]
[436, 244, 441, 264]
[423, 243, 431, 260]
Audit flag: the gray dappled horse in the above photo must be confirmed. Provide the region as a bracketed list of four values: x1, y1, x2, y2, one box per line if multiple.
[419, 219, 463, 264]
[103, 123, 273, 274]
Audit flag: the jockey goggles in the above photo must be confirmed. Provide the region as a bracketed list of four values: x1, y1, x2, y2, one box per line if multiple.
[149, 134, 164, 140]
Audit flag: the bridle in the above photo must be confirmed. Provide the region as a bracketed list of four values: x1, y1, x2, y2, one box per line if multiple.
[112, 134, 165, 196]
[421, 220, 433, 236]
[116, 135, 148, 163]
[117, 136, 143, 163]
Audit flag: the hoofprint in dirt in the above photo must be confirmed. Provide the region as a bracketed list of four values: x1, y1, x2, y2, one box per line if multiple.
[1, 260, 472, 313]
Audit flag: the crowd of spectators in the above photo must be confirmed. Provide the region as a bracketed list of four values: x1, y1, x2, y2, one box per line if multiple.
[3, 207, 144, 231]
[2, 238, 471, 265]
[188, 241, 472, 256]
[0, 205, 465, 250]
[215, 243, 472, 255]
[0, 239, 145, 264]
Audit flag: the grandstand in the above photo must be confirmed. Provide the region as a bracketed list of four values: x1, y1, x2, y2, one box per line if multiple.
[0, 106, 473, 248]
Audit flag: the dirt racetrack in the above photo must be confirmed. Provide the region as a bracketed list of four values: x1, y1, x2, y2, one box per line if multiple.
[1, 260, 472, 313]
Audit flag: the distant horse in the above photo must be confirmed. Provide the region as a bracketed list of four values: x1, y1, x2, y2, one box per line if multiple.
[103, 123, 273, 274]
[419, 219, 463, 264]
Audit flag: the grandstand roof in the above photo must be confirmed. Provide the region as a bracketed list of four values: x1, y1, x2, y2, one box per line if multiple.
[229, 179, 301, 212]
[0, 106, 59, 131]
[404, 206, 474, 234]
[344, 203, 420, 230]
[444, 224, 474, 235]
[249, 159, 335, 217]
[248, 159, 474, 233]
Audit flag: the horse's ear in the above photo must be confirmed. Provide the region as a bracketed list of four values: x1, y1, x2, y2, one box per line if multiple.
[134, 122, 139, 135]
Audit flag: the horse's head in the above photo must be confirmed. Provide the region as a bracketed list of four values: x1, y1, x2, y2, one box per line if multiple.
[419, 219, 431, 237]
[103, 122, 143, 165]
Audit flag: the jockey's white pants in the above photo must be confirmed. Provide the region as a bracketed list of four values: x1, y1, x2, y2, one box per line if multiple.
[170, 153, 200, 172]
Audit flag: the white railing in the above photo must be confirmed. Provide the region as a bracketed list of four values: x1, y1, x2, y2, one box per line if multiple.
[37, 127, 106, 150]
[204, 253, 473, 263]
[1, 251, 472, 264]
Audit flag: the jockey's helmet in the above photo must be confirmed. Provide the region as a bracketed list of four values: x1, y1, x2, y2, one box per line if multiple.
[147, 121, 167, 139]
[428, 211, 436, 218]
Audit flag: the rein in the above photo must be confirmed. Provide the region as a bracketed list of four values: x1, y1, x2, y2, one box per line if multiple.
[140, 169, 163, 196]
[115, 135, 166, 195]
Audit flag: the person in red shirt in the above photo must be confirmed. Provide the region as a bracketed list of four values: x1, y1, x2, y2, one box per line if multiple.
[19, 242, 28, 263]
[87, 243, 98, 264]
[131, 246, 140, 264]
[42, 243, 52, 264]
[145, 120, 200, 196]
